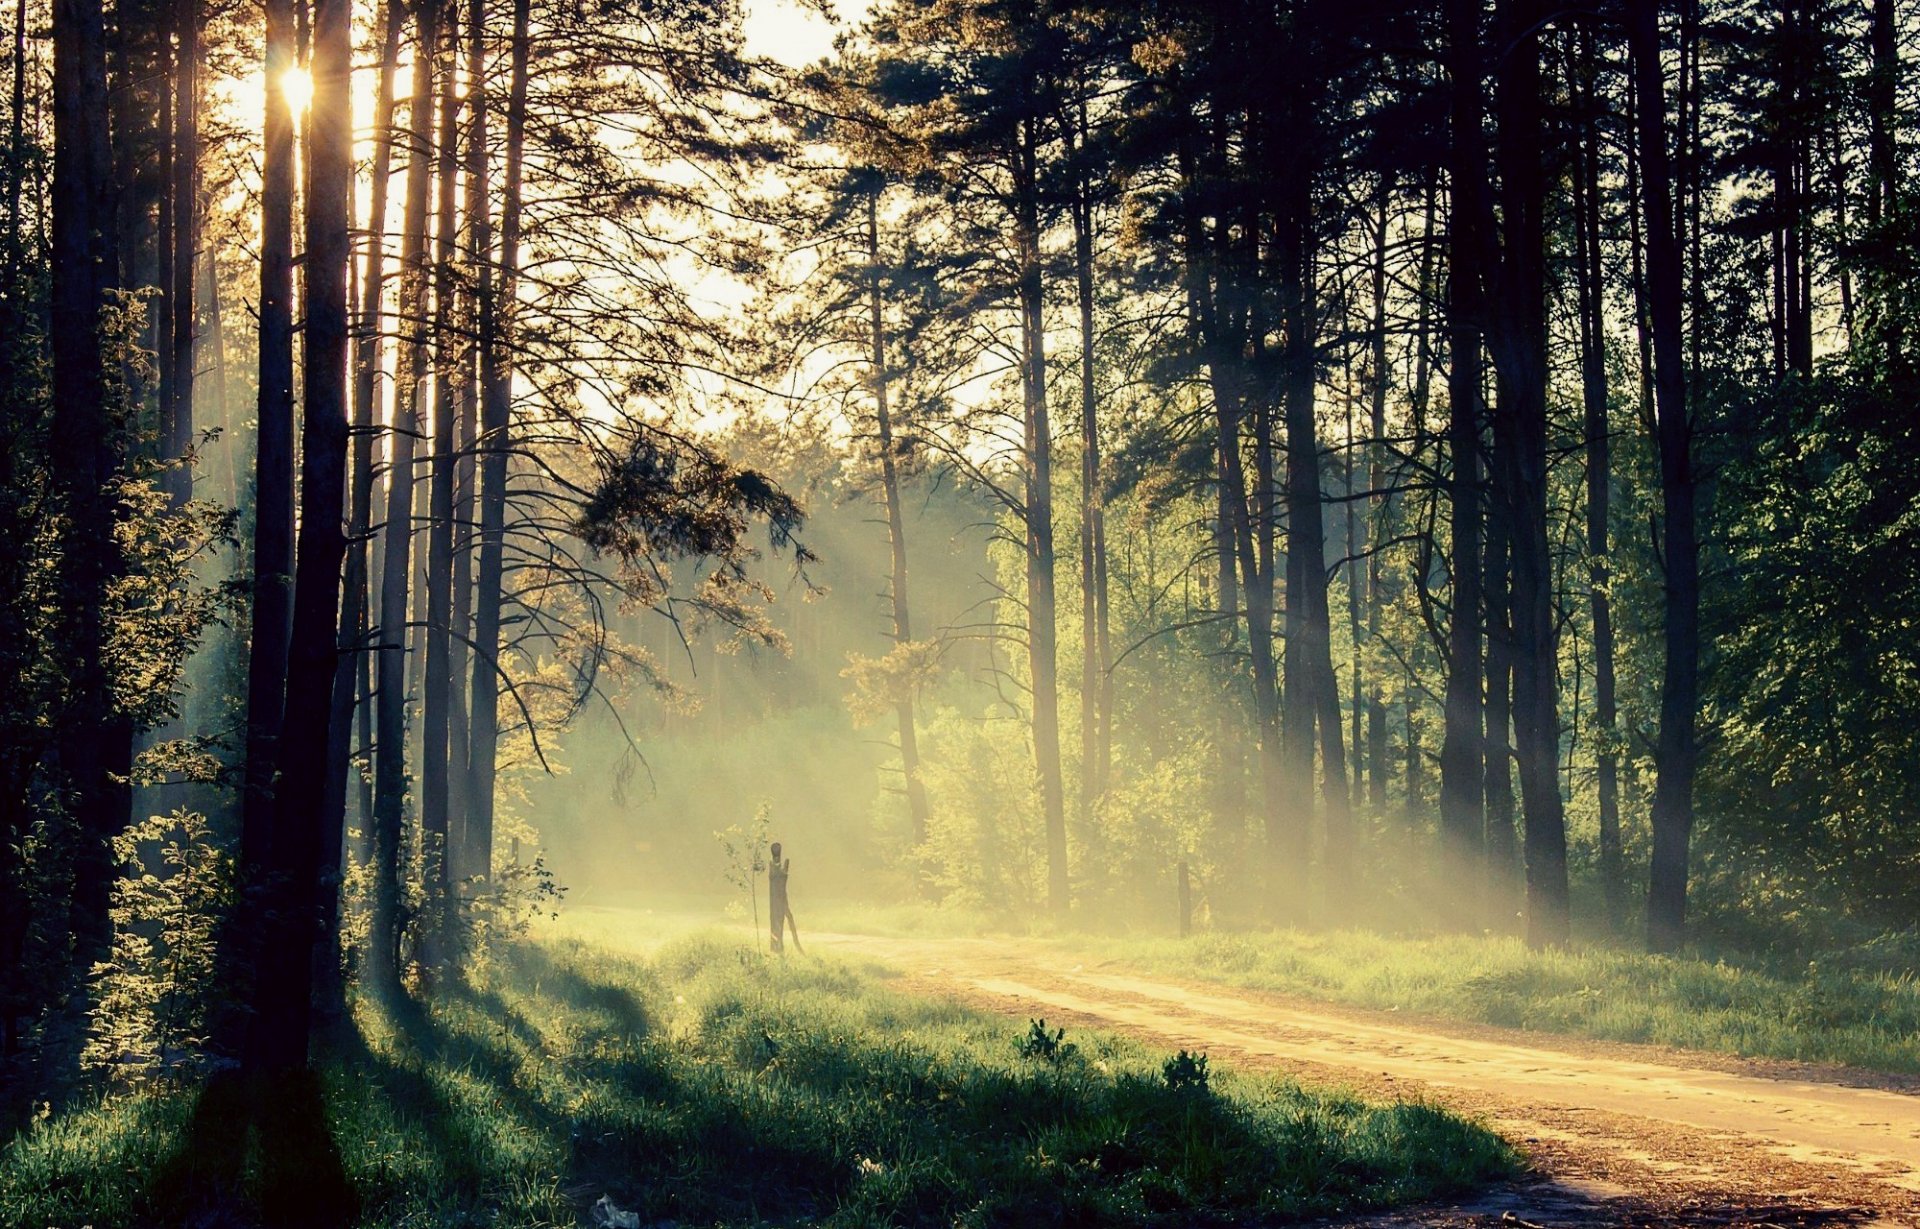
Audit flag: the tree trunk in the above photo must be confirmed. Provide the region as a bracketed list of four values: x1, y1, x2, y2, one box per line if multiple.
[372, 0, 439, 992]
[1017, 118, 1068, 919]
[448, 0, 488, 878]
[247, 0, 349, 1076]
[327, 0, 400, 988]
[1491, 0, 1568, 949]
[867, 192, 929, 849]
[1631, 0, 1699, 955]
[421, 0, 461, 956]
[1574, 28, 1624, 936]
[50, 0, 124, 970]
[1440, 0, 1489, 915]
[240, 0, 298, 923]
[1073, 143, 1108, 836]
[164, 0, 195, 509]
[467, 0, 530, 887]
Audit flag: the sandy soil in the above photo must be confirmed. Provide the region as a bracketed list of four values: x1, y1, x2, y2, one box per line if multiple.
[808, 932, 1920, 1228]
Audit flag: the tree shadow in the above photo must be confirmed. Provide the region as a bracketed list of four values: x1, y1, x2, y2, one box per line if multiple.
[147, 1069, 356, 1229]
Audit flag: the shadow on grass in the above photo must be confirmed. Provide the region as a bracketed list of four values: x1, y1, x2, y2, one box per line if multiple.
[146, 1070, 357, 1229]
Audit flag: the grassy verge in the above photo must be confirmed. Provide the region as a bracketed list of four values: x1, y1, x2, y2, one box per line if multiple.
[1, 933, 1517, 1228]
[1066, 929, 1920, 1075]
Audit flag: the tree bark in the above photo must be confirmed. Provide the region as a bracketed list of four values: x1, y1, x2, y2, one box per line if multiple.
[1073, 130, 1108, 836]
[867, 191, 929, 848]
[240, 0, 298, 921]
[1631, 0, 1699, 955]
[421, 0, 462, 954]
[1573, 27, 1624, 935]
[1485, 0, 1568, 949]
[1440, 0, 1489, 916]
[50, 0, 124, 969]
[247, 0, 350, 1076]
[1016, 116, 1068, 919]
[326, 0, 400, 989]
[371, 0, 439, 992]
[164, 0, 195, 509]
[467, 0, 530, 886]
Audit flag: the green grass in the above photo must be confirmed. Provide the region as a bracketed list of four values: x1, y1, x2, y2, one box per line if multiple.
[1067, 929, 1920, 1074]
[0, 933, 1517, 1228]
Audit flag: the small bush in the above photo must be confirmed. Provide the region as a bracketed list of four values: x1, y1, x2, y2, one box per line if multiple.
[1162, 1048, 1209, 1095]
[1015, 1017, 1076, 1064]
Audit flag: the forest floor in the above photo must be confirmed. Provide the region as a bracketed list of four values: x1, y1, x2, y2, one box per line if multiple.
[0, 929, 1515, 1228]
[778, 928, 1920, 1228]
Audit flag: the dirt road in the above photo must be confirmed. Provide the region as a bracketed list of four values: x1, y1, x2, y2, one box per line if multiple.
[811, 932, 1920, 1227]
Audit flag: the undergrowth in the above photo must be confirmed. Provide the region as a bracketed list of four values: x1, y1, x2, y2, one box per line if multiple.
[0, 932, 1517, 1227]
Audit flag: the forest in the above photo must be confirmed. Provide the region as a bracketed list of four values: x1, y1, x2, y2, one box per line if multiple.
[1, 0, 1918, 1222]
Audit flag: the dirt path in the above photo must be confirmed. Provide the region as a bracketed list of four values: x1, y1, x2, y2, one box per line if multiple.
[810, 932, 1920, 1228]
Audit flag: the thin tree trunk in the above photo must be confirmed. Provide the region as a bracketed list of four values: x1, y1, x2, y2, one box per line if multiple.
[448, 0, 487, 876]
[327, 0, 400, 986]
[247, 0, 350, 1076]
[164, 0, 195, 508]
[1439, 0, 1488, 917]
[1632, 0, 1699, 954]
[867, 192, 929, 848]
[1574, 28, 1624, 935]
[421, 0, 461, 955]
[467, 0, 530, 886]
[1074, 144, 1107, 835]
[1361, 180, 1391, 817]
[372, 0, 439, 992]
[1017, 118, 1068, 919]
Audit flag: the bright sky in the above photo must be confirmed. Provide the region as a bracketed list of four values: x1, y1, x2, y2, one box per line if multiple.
[742, 0, 868, 68]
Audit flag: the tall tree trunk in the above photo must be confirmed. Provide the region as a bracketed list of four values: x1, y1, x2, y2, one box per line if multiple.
[326, 0, 400, 988]
[448, 0, 487, 875]
[372, 0, 439, 991]
[1073, 146, 1108, 835]
[4, 0, 25, 294]
[1632, 0, 1699, 954]
[867, 191, 929, 848]
[1017, 118, 1067, 919]
[1491, 0, 1568, 949]
[164, 0, 195, 508]
[467, 0, 530, 886]
[247, 0, 350, 1076]
[1574, 28, 1624, 935]
[240, 0, 298, 921]
[1362, 180, 1391, 818]
[51, 0, 125, 969]
[1277, 196, 1350, 898]
[1439, 0, 1489, 921]
[421, 0, 461, 955]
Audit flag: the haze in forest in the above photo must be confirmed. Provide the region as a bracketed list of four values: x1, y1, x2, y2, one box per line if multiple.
[4, 0, 1920, 1221]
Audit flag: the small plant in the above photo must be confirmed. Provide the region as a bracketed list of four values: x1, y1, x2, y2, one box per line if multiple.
[715, 802, 773, 938]
[1016, 1017, 1077, 1064]
[1162, 1049, 1210, 1095]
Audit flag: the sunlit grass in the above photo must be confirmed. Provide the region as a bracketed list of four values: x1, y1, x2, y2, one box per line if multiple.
[1070, 928, 1920, 1074]
[0, 931, 1517, 1227]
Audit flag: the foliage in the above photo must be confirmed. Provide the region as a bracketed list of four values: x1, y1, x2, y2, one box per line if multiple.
[84, 810, 234, 1080]
[1015, 1016, 1077, 1064]
[1162, 1050, 1210, 1096]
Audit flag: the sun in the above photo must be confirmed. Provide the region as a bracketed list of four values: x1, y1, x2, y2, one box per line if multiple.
[279, 66, 314, 117]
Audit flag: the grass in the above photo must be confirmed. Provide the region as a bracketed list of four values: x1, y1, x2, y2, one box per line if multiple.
[548, 897, 1920, 1074]
[0, 931, 1517, 1228]
[1066, 928, 1920, 1075]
